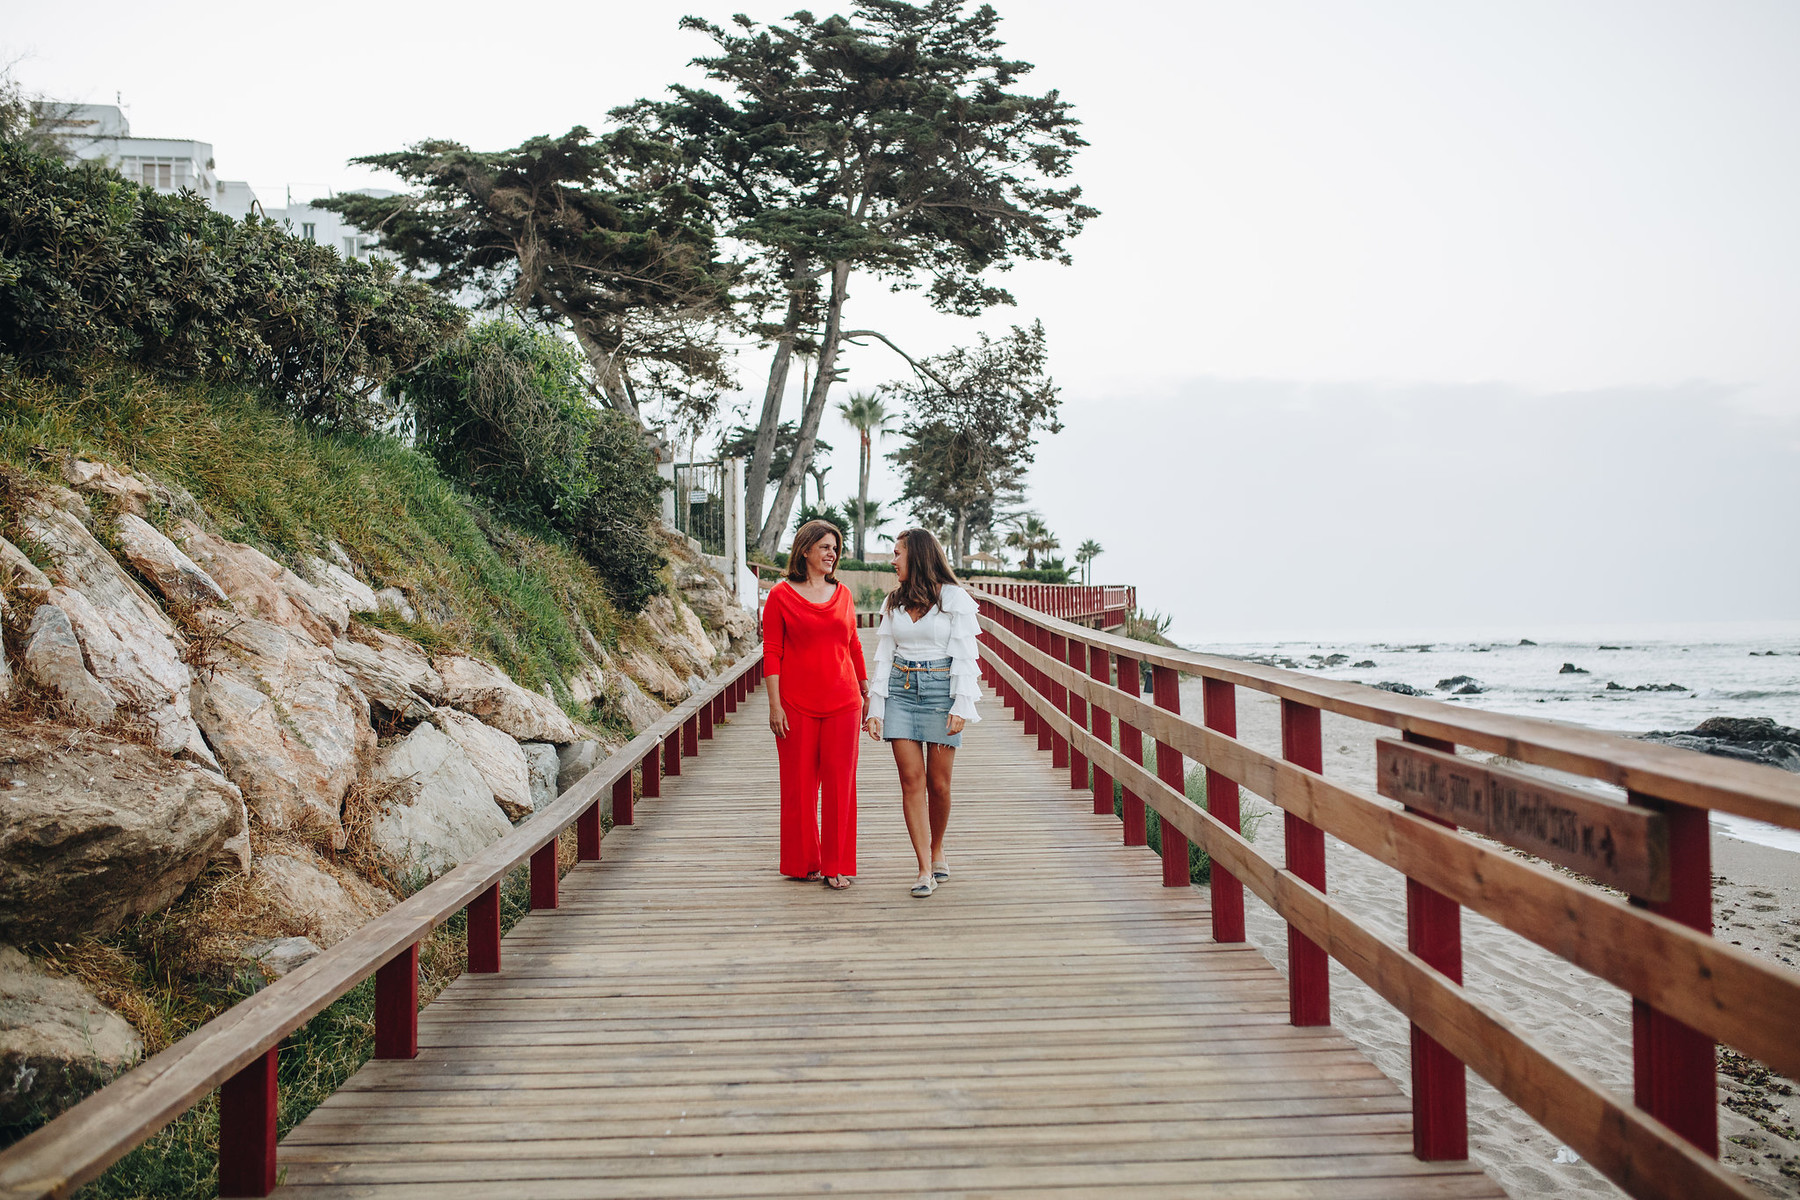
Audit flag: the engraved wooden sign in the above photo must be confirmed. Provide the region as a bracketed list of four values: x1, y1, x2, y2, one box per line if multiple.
[1375, 738, 1669, 900]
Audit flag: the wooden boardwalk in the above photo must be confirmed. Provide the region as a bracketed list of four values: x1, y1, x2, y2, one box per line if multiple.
[275, 657, 1504, 1197]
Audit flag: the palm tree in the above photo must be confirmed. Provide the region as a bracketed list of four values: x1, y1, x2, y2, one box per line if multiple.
[1074, 539, 1104, 584]
[836, 391, 893, 560]
[1004, 514, 1060, 571]
[846, 497, 889, 557]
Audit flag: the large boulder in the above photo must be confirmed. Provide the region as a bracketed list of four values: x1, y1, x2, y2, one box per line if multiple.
[175, 522, 346, 645]
[431, 706, 532, 819]
[21, 599, 116, 727]
[331, 639, 435, 723]
[523, 743, 560, 810]
[113, 513, 229, 608]
[678, 569, 756, 642]
[191, 614, 375, 841]
[433, 653, 580, 744]
[0, 946, 143, 1127]
[59, 458, 152, 516]
[18, 494, 175, 641]
[621, 645, 688, 704]
[1644, 718, 1800, 774]
[556, 740, 601, 795]
[642, 594, 717, 676]
[240, 936, 320, 978]
[301, 550, 380, 618]
[1, 536, 53, 606]
[253, 852, 393, 947]
[368, 721, 512, 880]
[0, 730, 248, 941]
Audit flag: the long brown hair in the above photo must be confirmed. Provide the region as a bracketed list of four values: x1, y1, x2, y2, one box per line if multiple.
[785, 519, 844, 584]
[884, 528, 959, 617]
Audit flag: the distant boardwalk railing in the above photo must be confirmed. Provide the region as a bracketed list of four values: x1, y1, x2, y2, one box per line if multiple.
[0, 653, 766, 1200]
[974, 588, 1800, 1200]
[970, 580, 1133, 629]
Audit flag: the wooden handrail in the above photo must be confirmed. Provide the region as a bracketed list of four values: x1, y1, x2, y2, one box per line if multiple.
[0, 650, 764, 1200]
[973, 590, 1799, 1200]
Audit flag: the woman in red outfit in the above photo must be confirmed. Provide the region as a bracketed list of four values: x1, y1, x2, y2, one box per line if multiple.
[763, 520, 869, 890]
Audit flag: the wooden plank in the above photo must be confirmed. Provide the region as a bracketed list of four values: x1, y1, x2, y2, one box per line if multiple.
[1375, 738, 1669, 899]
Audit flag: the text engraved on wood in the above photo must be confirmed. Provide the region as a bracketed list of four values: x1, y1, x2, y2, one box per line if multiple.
[1375, 739, 1669, 900]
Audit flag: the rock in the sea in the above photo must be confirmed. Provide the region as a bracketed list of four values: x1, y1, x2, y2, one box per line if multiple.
[191, 614, 374, 841]
[434, 653, 580, 744]
[113, 513, 229, 608]
[240, 936, 320, 977]
[1373, 681, 1429, 697]
[557, 740, 601, 794]
[431, 706, 532, 819]
[22, 600, 117, 727]
[1559, 663, 1588, 674]
[0, 945, 143, 1126]
[1436, 675, 1484, 694]
[176, 522, 347, 644]
[0, 731, 247, 940]
[1604, 681, 1688, 693]
[253, 853, 392, 947]
[1519, 638, 1538, 646]
[1352, 660, 1377, 669]
[523, 743, 559, 811]
[369, 721, 512, 879]
[1643, 718, 1800, 774]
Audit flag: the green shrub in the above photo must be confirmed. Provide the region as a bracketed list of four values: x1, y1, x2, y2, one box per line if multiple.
[0, 141, 462, 428]
[392, 321, 666, 611]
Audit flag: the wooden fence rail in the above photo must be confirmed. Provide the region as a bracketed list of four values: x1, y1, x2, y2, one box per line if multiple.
[972, 589, 1800, 1200]
[0, 651, 766, 1200]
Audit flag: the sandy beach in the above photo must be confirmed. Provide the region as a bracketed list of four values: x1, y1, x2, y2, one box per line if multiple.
[1207, 688, 1800, 1200]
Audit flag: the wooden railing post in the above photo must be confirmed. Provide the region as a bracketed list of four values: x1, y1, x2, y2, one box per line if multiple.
[1401, 730, 1467, 1160]
[530, 840, 559, 909]
[640, 747, 660, 800]
[1033, 622, 1054, 753]
[1088, 648, 1114, 816]
[725, 676, 739, 713]
[663, 730, 682, 778]
[1630, 793, 1718, 1155]
[683, 713, 699, 758]
[468, 881, 502, 973]
[217, 1047, 278, 1197]
[1151, 664, 1188, 888]
[1018, 615, 1039, 738]
[374, 942, 419, 1060]
[578, 800, 603, 860]
[1067, 638, 1089, 792]
[1116, 653, 1146, 846]
[1202, 678, 1244, 942]
[1281, 699, 1329, 1026]
[699, 699, 715, 740]
[613, 773, 635, 826]
[1048, 629, 1070, 769]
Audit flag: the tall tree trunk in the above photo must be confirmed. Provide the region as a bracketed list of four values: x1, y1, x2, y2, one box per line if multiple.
[855, 431, 870, 560]
[744, 253, 809, 537]
[952, 507, 968, 571]
[759, 260, 849, 554]
[571, 323, 640, 423]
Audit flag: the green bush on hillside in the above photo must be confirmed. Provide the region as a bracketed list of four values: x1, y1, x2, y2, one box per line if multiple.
[0, 140, 463, 428]
[392, 322, 666, 611]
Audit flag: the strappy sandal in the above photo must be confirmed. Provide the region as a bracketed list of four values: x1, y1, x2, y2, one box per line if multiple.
[825, 874, 852, 890]
[910, 876, 936, 898]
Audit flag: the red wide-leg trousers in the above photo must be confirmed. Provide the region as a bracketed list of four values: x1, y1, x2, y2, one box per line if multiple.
[777, 705, 861, 878]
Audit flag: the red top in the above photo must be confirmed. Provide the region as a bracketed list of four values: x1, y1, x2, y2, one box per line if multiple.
[763, 581, 868, 716]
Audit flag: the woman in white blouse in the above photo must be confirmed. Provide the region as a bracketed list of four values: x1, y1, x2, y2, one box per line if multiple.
[862, 529, 982, 897]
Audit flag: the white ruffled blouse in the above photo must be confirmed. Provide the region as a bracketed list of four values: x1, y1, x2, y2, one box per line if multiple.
[867, 583, 983, 723]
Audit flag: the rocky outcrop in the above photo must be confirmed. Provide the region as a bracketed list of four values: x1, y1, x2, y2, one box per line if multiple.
[434, 653, 579, 744]
[1, 536, 52, 605]
[557, 740, 601, 794]
[301, 549, 380, 619]
[1559, 662, 1589, 674]
[191, 615, 374, 841]
[113, 513, 229, 608]
[22, 599, 117, 726]
[622, 644, 688, 703]
[176, 522, 346, 645]
[240, 936, 320, 978]
[253, 852, 393, 947]
[368, 721, 512, 879]
[1372, 681, 1429, 697]
[431, 706, 532, 819]
[1436, 675, 1485, 695]
[0, 731, 247, 941]
[60, 458, 152, 515]
[523, 743, 559, 811]
[642, 595, 718, 677]
[1643, 718, 1800, 774]
[0, 946, 143, 1126]
[678, 569, 756, 645]
[331, 638, 435, 723]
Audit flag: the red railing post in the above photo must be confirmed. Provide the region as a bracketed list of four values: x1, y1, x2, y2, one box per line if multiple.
[1151, 664, 1188, 888]
[1202, 678, 1245, 942]
[530, 840, 559, 909]
[683, 713, 699, 757]
[217, 1047, 278, 1197]
[1019, 615, 1040, 739]
[468, 881, 501, 973]
[1088, 648, 1114, 815]
[612, 773, 634, 826]
[1281, 699, 1329, 1026]
[699, 700, 715, 741]
[1116, 653, 1146, 846]
[1631, 795, 1717, 1155]
[664, 730, 682, 777]
[1067, 638, 1089, 791]
[1048, 629, 1070, 769]
[578, 799, 603, 860]
[374, 942, 419, 1060]
[1033, 622, 1054, 753]
[714, 689, 727, 726]
[725, 676, 739, 713]
[1400, 730, 1467, 1160]
[640, 747, 660, 800]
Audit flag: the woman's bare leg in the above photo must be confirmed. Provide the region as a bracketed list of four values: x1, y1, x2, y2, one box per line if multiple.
[891, 739, 931, 879]
[927, 743, 956, 866]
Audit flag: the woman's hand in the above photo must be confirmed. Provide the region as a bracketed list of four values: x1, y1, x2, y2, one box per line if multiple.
[945, 714, 966, 736]
[864, 716, 883, 741]
[770, 704, 790, 739]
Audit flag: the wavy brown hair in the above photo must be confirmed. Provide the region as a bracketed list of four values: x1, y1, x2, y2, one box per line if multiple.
[785, 519, 844, 584]
[884, 528, 959, 617]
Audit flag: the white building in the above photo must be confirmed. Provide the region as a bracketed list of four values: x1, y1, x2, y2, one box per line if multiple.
[40, 101, 389, 261]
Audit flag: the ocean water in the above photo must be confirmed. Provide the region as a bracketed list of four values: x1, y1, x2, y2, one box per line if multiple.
[1177, 620, 1800, 851]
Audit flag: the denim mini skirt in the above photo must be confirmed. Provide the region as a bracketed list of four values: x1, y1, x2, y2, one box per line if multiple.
[883, 658, 962, 747]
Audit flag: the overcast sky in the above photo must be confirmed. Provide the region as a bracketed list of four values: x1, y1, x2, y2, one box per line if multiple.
[10, 1, 1797, 639]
